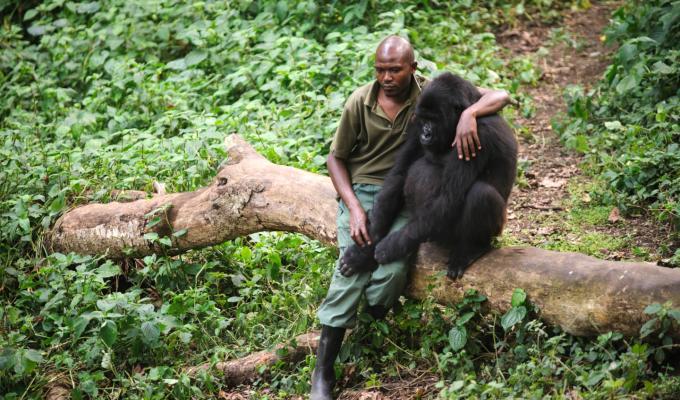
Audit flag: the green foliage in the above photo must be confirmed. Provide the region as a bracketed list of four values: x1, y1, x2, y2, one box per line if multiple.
[1, 0, 678, 398]
[640, 302, 680, 363]
[336, 288, 680, 399]
[478, 0, 592, 27]
[555, 0, 680, 230]
[500, 288, 528, 331]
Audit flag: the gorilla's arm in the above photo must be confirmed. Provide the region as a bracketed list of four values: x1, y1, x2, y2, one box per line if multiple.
[374, 150, 491, 264]
[338, 135, 422, 277]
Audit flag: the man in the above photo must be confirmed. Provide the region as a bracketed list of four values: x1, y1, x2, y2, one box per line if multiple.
[311, 35, 510, 400]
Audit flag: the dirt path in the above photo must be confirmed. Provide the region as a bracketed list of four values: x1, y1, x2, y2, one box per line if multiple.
[501, 1, 618, 251]
[499, 1, 674, 263]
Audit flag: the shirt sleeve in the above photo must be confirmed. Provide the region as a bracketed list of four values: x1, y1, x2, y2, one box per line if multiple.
[330, 94, 361, 160]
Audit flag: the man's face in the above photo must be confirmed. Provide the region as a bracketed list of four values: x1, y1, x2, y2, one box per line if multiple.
[374, 52, 416, 99]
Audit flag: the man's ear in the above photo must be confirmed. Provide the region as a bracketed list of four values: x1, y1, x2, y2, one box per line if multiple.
[411, 62, 418, 73]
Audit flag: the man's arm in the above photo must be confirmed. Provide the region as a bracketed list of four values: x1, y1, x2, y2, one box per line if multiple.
[327, 153, 371, 247]
[453, 87, 511, 160]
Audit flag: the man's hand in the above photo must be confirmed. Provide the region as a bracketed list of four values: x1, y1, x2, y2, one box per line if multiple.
[451, 87, 510, 160]
[452, 109, 480, 161]
[348, 204, 371, 247]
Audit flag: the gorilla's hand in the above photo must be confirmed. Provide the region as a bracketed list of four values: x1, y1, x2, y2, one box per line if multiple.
[339, 244, 377, 277]
[374, 232, 410, 265]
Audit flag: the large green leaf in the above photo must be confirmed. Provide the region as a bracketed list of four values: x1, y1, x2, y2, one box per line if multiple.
[615, 74, 640, 94]
[510, 288, 527, 307]
[448, 326, 467, 352]
[501, 306, 527, 331]
[141, 321, 160, 344]
[100, 320, 118, 347]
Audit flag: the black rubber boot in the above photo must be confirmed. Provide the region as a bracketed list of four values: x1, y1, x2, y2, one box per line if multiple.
[365, 304, 389, 320]
[311, 325, 346, 400]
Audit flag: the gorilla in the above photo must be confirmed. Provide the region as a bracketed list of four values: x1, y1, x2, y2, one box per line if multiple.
[339, 72, 518, 279]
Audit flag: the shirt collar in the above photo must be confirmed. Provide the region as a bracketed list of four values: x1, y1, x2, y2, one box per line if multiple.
[364, 75, 424, 109]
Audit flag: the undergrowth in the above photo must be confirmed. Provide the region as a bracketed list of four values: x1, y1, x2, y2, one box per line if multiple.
[554, 0, 680, 249]
[1, 0, 678, 398]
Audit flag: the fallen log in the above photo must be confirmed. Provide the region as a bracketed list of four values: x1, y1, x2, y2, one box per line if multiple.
[44, 373, 71, 400]
[48, 135, 337, 258]
[411, 244, 680, 337]
[186, 331, 320, 385]
[48, 134, 680, 338]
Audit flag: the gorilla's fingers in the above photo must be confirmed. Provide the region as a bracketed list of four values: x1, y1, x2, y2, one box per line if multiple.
[374, 236, 398, 264]
[456, 268, 466, 279]
[449, 270, 462, 280]
[446, 265, 465, 280]
[341, 244, 378, 276]
[374, 240, 387, 264]
[338, 262, 355, 277]
[374, 250, 387, 264]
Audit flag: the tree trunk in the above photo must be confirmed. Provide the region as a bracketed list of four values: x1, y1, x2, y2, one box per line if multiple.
[47, 135, 680, 338]
[48, 135, 337, 258]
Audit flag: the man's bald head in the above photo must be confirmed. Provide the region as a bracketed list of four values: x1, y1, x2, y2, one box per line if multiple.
[374, 36, 417, 100]
[376, 35, 414, 65]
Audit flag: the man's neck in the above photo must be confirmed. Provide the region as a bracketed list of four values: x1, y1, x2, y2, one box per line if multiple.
[377, 86, 411, 121]
[378, 78, 413, 106]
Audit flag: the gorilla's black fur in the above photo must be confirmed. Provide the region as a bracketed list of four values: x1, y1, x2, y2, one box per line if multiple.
[340, 72, 518, 279]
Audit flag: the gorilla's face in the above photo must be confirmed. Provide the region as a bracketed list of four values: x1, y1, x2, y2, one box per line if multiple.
[419, 121, 434, 145]
[414, 111, 455, 154]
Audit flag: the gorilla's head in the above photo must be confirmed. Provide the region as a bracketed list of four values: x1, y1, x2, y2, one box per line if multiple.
[411, 72, 482, 154]
[411, 111, 454, 153]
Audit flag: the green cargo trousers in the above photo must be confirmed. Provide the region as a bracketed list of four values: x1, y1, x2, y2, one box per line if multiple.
[317, 184, 410, 328]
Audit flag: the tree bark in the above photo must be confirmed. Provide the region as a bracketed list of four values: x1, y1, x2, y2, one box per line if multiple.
[48, 135, 337, 258]
[47, 135, 680, 338]
[410, 244, 680, 337]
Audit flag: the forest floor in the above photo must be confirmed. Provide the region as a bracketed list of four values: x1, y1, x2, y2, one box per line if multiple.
[337, 2, 672, 399]
[500, 2, 675, 264]
[221, 2, 675, 399]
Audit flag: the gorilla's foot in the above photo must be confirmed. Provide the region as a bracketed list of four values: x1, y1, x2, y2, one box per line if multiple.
[374, 232, 409, 265]
[339, 244, 377, 277]
[446, 245, 492, 280]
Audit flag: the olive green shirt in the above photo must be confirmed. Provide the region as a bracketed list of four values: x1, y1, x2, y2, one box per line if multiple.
[330, 75, 429, 185]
